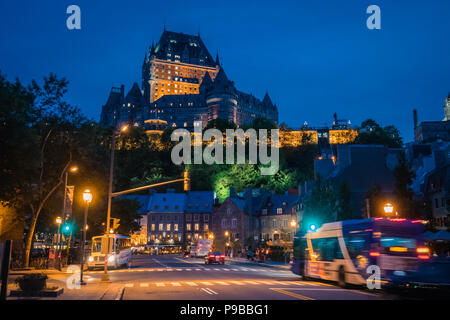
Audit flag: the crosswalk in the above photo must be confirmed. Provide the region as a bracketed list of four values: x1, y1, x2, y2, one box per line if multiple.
[122, 280, 330, 289]
[88, 267, 291, 274]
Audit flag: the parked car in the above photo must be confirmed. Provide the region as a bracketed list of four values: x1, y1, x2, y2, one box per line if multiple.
[205, 252, 225, 265]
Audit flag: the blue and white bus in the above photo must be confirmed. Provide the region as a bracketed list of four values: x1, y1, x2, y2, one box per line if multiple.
[292, 218, 429, 287]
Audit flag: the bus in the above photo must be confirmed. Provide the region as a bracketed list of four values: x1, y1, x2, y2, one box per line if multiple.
[190, 239, 212, 257]
[292, 218, 428, 287]
[87, 234, 132, 270]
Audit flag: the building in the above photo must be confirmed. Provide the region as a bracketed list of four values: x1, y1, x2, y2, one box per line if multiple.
[315, 144, 402, 219]
[100, 29, 278, 130]
[184, 191, 215, 245]
[259, 193, 300, 245]
[414, 93, 450, 143]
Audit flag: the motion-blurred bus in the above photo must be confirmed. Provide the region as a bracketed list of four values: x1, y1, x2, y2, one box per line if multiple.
[292, 218, 429, 287]
[87, 234, 132, 270]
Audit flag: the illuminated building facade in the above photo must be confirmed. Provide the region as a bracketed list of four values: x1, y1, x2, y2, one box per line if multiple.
[101, 29, 278, 129]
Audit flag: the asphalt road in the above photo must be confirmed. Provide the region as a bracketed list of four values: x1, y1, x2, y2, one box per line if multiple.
[78, 254, 381, 300]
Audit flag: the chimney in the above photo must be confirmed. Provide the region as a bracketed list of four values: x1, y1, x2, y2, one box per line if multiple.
[413, 109, 418, 129]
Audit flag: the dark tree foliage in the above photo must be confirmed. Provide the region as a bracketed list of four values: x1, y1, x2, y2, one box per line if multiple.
[337, 181, 353, 220]
[353, 119, 403, 148]
[393, 152, 418, 218]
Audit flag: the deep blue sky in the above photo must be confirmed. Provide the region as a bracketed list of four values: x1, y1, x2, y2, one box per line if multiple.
[1, 0, 449, 141]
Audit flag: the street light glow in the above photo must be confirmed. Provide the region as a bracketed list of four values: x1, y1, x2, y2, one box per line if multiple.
[70, 166, 78, 173]
[55, 217, 62, 224]
[290, 220, 297, 228]
[384, 203, 394, 214]
[120, 124, 129, 132]
[83, 189, 93, 203]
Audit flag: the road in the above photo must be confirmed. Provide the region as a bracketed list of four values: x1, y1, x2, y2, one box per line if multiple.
[51, 254, 381, 300]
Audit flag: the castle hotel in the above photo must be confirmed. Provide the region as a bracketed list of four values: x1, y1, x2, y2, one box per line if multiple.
[100, 29, 278, 130]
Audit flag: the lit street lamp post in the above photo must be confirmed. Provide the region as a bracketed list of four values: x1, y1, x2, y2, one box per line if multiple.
[55, 216, 62, 271]
[80, 189, 92, 285]
[62, 166, 78, 266]
[102, 124, 128, 282]
[384, 203, 394, 216]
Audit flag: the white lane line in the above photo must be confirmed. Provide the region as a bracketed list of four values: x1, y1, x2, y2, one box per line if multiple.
[157, 269, 164, 272]
[186, 282, 198, 286]
[292, 281, 318, 286]
[171, 282, 181, 286]
[201, 288, 218, 295]
[166, 269, 174, 271]
[229, 281, 245, 285]
[195, 268, 201, 271]
[125, 283, 134, 288]
[156, 282, 165, 287]
[223, 268, 230, 271]
[258, 280, 276, 285]
[185, 268, 192, 271]
[140, 283, 149, 287]
[244, 280, 259, 285]
[152, 258, 169, 268]
[213, 268, 220, 271]
[270, 287, 378, 296]
[200, 281, 214, 286]
[231, 269, 239, 271]
[214, 281, 230, 286]
[176, 268, 182, 271]
[271, 281, 289, 285]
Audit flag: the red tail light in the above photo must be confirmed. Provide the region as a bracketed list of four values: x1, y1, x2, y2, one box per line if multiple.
[418, 255, 430, 260]
[389, 218, 406, 222]
[220, 255, 225, 258]
[369, 252, 380, 257]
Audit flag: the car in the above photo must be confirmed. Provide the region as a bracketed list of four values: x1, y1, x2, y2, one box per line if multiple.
[205, 252, 225, 265]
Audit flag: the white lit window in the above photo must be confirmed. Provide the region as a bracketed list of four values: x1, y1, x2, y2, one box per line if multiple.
[231, 218, 237, 229]
[174, 224, 178, 231]
[159, 223, 163, 231]
[194, 223, 199, 231]
[186, 223, 191, 231]
[277, 208, 283, 214]
[166, 224, 171, 231]
[151, 224, 155, 231]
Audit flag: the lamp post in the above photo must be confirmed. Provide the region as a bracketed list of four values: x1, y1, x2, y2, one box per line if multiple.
[102, 124, 128, 282]
[55, 216, 62, 270]
[224, 231, 230, 256]
[62, 166, 78, 265]
[80, 189, 92, 285]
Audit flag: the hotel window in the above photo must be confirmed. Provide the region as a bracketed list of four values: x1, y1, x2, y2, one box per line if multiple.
[166, 224, 171, 231]
[221, 219, 227, 228]
[231, 219, 237, 229]
[204, 215, 209, 222]
[150, 234, 155, 241]
[187, 233, 191, 240]
[186, 223, 191, 231]
[204, 224, 209, 231]
[277, 208, 283, 214]
[262, 209, 268, 215]
[151, 224, 155, 231]
[272, 220, 276, 228]
[174, 224, 178, 231]
[226, 208, 231, 215]
[194, 223, 199, 231]
[159, 223, 164, 231]
[194, 214, 199, 222]
[194, 233, 199, 240]
[186, 214, 192, 222]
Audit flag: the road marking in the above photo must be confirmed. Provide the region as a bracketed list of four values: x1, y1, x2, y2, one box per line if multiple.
[125, 283, 134, 288]
[171, 282, 181, 286]
[229, 281, 245, 285]
[176, 268, 182, 271]
[185, 268, 192, 271]
[140, 283, 149, 287]
[223, 268, 230, 271]
[271, 288, 315, 300]
[309, 281, 334, 287]
[290, 281, 317, 286]
[243, 280, 259, 285]
[200, 281, 214, 286]
[152, 258, 170, 268]
[231, 269, 239, 271]
[271, 281, 289, 285]
[157, 269, 164, 272]
[186, 282, 198, 286]
[213, 268, 220, 271]
[174, 257, 194, 264]
[201, 288, 218, 295]
[166, 268, 174, 271]
[156, 282, 165, 287]
[195, 268, 202, 271]
[214, 281, 230, 285]
[258, 280, 276, 285]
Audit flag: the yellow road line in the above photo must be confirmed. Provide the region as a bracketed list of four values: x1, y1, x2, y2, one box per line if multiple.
[215, 281, 230, 285]
[271, 288, 315, 300]
[174, 257, 194, 264]
[186, 282, 198, 286]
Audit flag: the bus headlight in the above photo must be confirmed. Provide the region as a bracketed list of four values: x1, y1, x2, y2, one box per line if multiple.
[88, 256, 94, 262]
[108, 255, 115, 262]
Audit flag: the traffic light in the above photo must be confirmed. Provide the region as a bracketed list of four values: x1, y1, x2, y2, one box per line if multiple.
[184, 170, 190, 191]
[62, 223, 72, 234]
[111, 218, 120, 232]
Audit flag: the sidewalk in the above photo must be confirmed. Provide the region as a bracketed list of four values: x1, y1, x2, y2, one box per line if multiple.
[227, 257, 291, 270]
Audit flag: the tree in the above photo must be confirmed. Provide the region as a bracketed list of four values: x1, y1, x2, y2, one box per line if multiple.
[302, 175, 337, 230]
[336, 181, 353, 220]
[353, 119, 403, 148]
[393, 152, 417, 218]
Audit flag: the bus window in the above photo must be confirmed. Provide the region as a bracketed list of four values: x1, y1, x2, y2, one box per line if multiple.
[380, 237, 416, 249]
[92, 238, 102, 252]
[345, 236, 366, 259]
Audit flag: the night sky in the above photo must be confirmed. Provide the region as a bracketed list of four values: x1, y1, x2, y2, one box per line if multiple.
[1, 0, 449, 141]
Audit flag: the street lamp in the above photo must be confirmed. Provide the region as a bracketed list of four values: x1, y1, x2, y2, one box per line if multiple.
[224, 231, 231, 256]
[62, 165, 78, 266]
[290, 220, 297, 228]
[80, 189, 92, 285]
[384, 203, 394, 215]
[102, 124, 128, 282]
[55, 217, 62, 270]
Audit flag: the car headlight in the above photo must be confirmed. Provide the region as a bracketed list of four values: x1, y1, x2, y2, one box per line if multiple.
[108, 255, 115, 262]
[88, 256, 94, 262]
